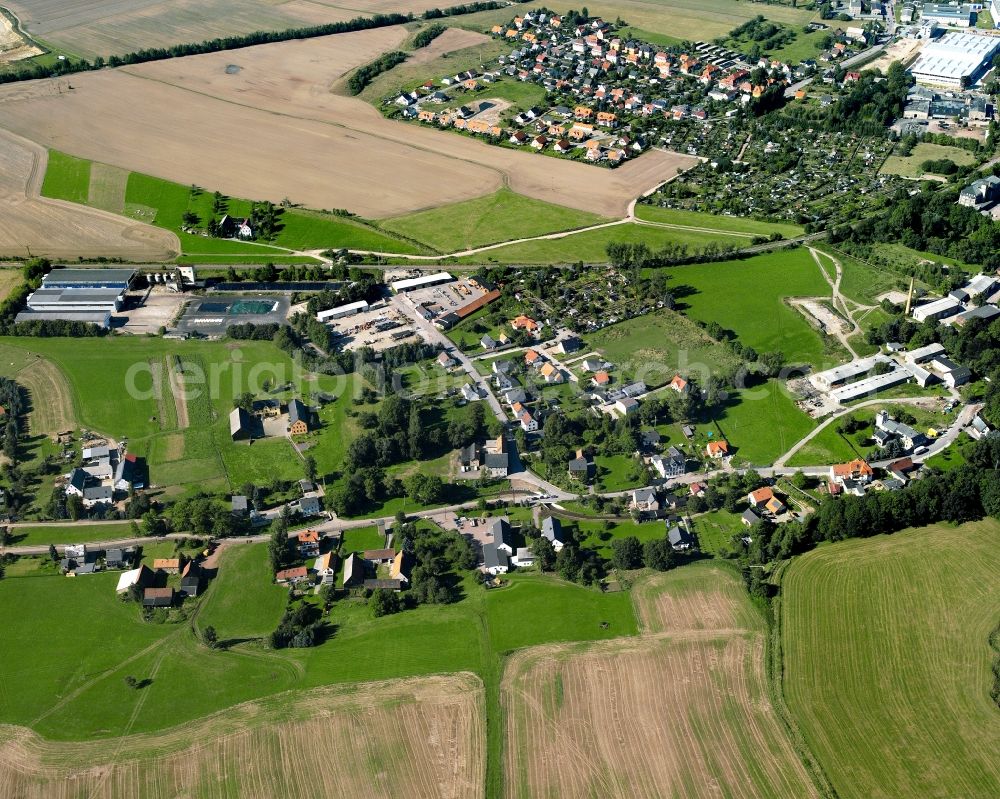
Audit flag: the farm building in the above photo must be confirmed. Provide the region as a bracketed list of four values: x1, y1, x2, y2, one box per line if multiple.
[275, 566, 309, 585]
[230, 407, 254, 441]
[343, 553, 367, 587]
[181, 561, 205, 597]
[317, 300, 369, 321]
[115, 564, 153, 594]
[541, 516, 565, 550]
[17, 268, 136, 328]
[390, 272, 453, 293]
[287, 399, 311, 435]
[143, 587, 175, 608]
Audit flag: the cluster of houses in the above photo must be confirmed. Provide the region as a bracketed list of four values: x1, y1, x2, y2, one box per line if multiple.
[482, 515, 566, 575]
[460, 434, 512, 478]
[740, 486, 788, 527]
[113, 552, 207, 608]
[63, 441, 144, 510]
[391, 9, 827, 165]
[340, 547, 411, 592]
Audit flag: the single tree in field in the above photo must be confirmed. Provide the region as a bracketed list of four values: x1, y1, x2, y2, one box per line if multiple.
[304, 455, 317, 483]
[48, 543, 58, 562]
[181, 210, 199, 228]
[124, 675, 138, 689]
[202, 626, 218, 649]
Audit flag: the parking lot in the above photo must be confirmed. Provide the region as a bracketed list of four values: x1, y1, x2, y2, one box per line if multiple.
[326, 300, 419, 352]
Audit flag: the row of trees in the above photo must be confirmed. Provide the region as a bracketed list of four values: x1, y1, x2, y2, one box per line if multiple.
[739, 436, 1000, 597]
[346, 51, 408, 95]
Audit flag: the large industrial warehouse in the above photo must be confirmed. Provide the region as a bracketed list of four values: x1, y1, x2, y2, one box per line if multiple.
[15, 267, 137, 328]
[909, 32, 1000, 87]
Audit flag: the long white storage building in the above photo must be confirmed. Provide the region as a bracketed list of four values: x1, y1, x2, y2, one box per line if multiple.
[317, 300, 369, 321]
[390, 272, 453, 293]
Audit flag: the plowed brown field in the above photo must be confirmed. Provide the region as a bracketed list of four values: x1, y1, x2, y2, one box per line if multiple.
[0, 28, 696, 218]
[502, 565, 819, 799]
[0, 128, 178, 260]
[0, 673, 485, 798]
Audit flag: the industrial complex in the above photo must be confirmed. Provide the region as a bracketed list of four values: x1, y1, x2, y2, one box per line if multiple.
[15, 268, 137, 329]
[909, 31, 1000, 88]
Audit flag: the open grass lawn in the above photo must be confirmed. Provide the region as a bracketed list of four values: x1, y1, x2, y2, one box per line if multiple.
[570, 516, 669, 560]
[821, 245, 916, 305]
[925, 434, 969, 471]
[785, 418, 868, 467]
[782, 520, 1000, 799]
[670, 249, 832, 369]
[197, 543, 287, 642]
[380, 188, 606, 253]
[451, 220, 733, 264]
[592, 453, 647, 492]
[584, 307, 743, 389]
[704, 379, 816, 465]
[340, 526, 386, 554]
[0, 268, 23, 304]
[8, 522, 136, 548]
[39, 150, 91, 204]
[634, 205, 805, 239]
[692, 509, 745, 555]
[0, 553, 638, 742]
[768, 27, 829, 64]
[880, 142, 977, 178]
[485, 574, 637, 652]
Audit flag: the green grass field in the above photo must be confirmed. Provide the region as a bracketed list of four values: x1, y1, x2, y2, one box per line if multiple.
[380, 189, 606, 253]
[0, 337, 318, 492]
[880, 142, 977, 178]
[485, 574, 637, 652]
[197, 543, 288, 642]
[39, 151, 90, 204]
[782, 520, 1000, 799]
[670, 249, 833, 369]
[0, 550, 637, 742]
[706, 379, 816, 465]
[584, 306, 744, 389]
[40, 150, 424, 256]
[634, 205, 805, 239]
[450, 220, 736, 264]
[8, 522, 137, 547]
[691, 509, 745, 555]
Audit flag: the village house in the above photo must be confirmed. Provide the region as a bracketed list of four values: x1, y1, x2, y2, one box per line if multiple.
[275, 566, 309, 585]
[748, 486, 775, 509]
[630, 487, 660, 514]
[541, 516, 566, 551]
[343, 553, 367, 588]
[297, 530, 321, 558]
[143, 587, 175, 608]
[705, 440, 729, 459]
[181, 561, 205, 597]
[153, 557, 183, 574]
[568, 449, 592, 481]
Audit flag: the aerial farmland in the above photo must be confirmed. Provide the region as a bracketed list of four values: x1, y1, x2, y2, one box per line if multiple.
[0, 1, 999, 798]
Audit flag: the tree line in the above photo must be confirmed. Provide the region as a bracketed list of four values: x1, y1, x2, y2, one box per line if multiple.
[0, 1, 508, 87]
[346, 51, 408, 95]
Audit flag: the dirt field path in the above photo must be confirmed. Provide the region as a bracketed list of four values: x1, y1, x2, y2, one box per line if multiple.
[166, 354, 190, 429]
[0, 128, 179, 260]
